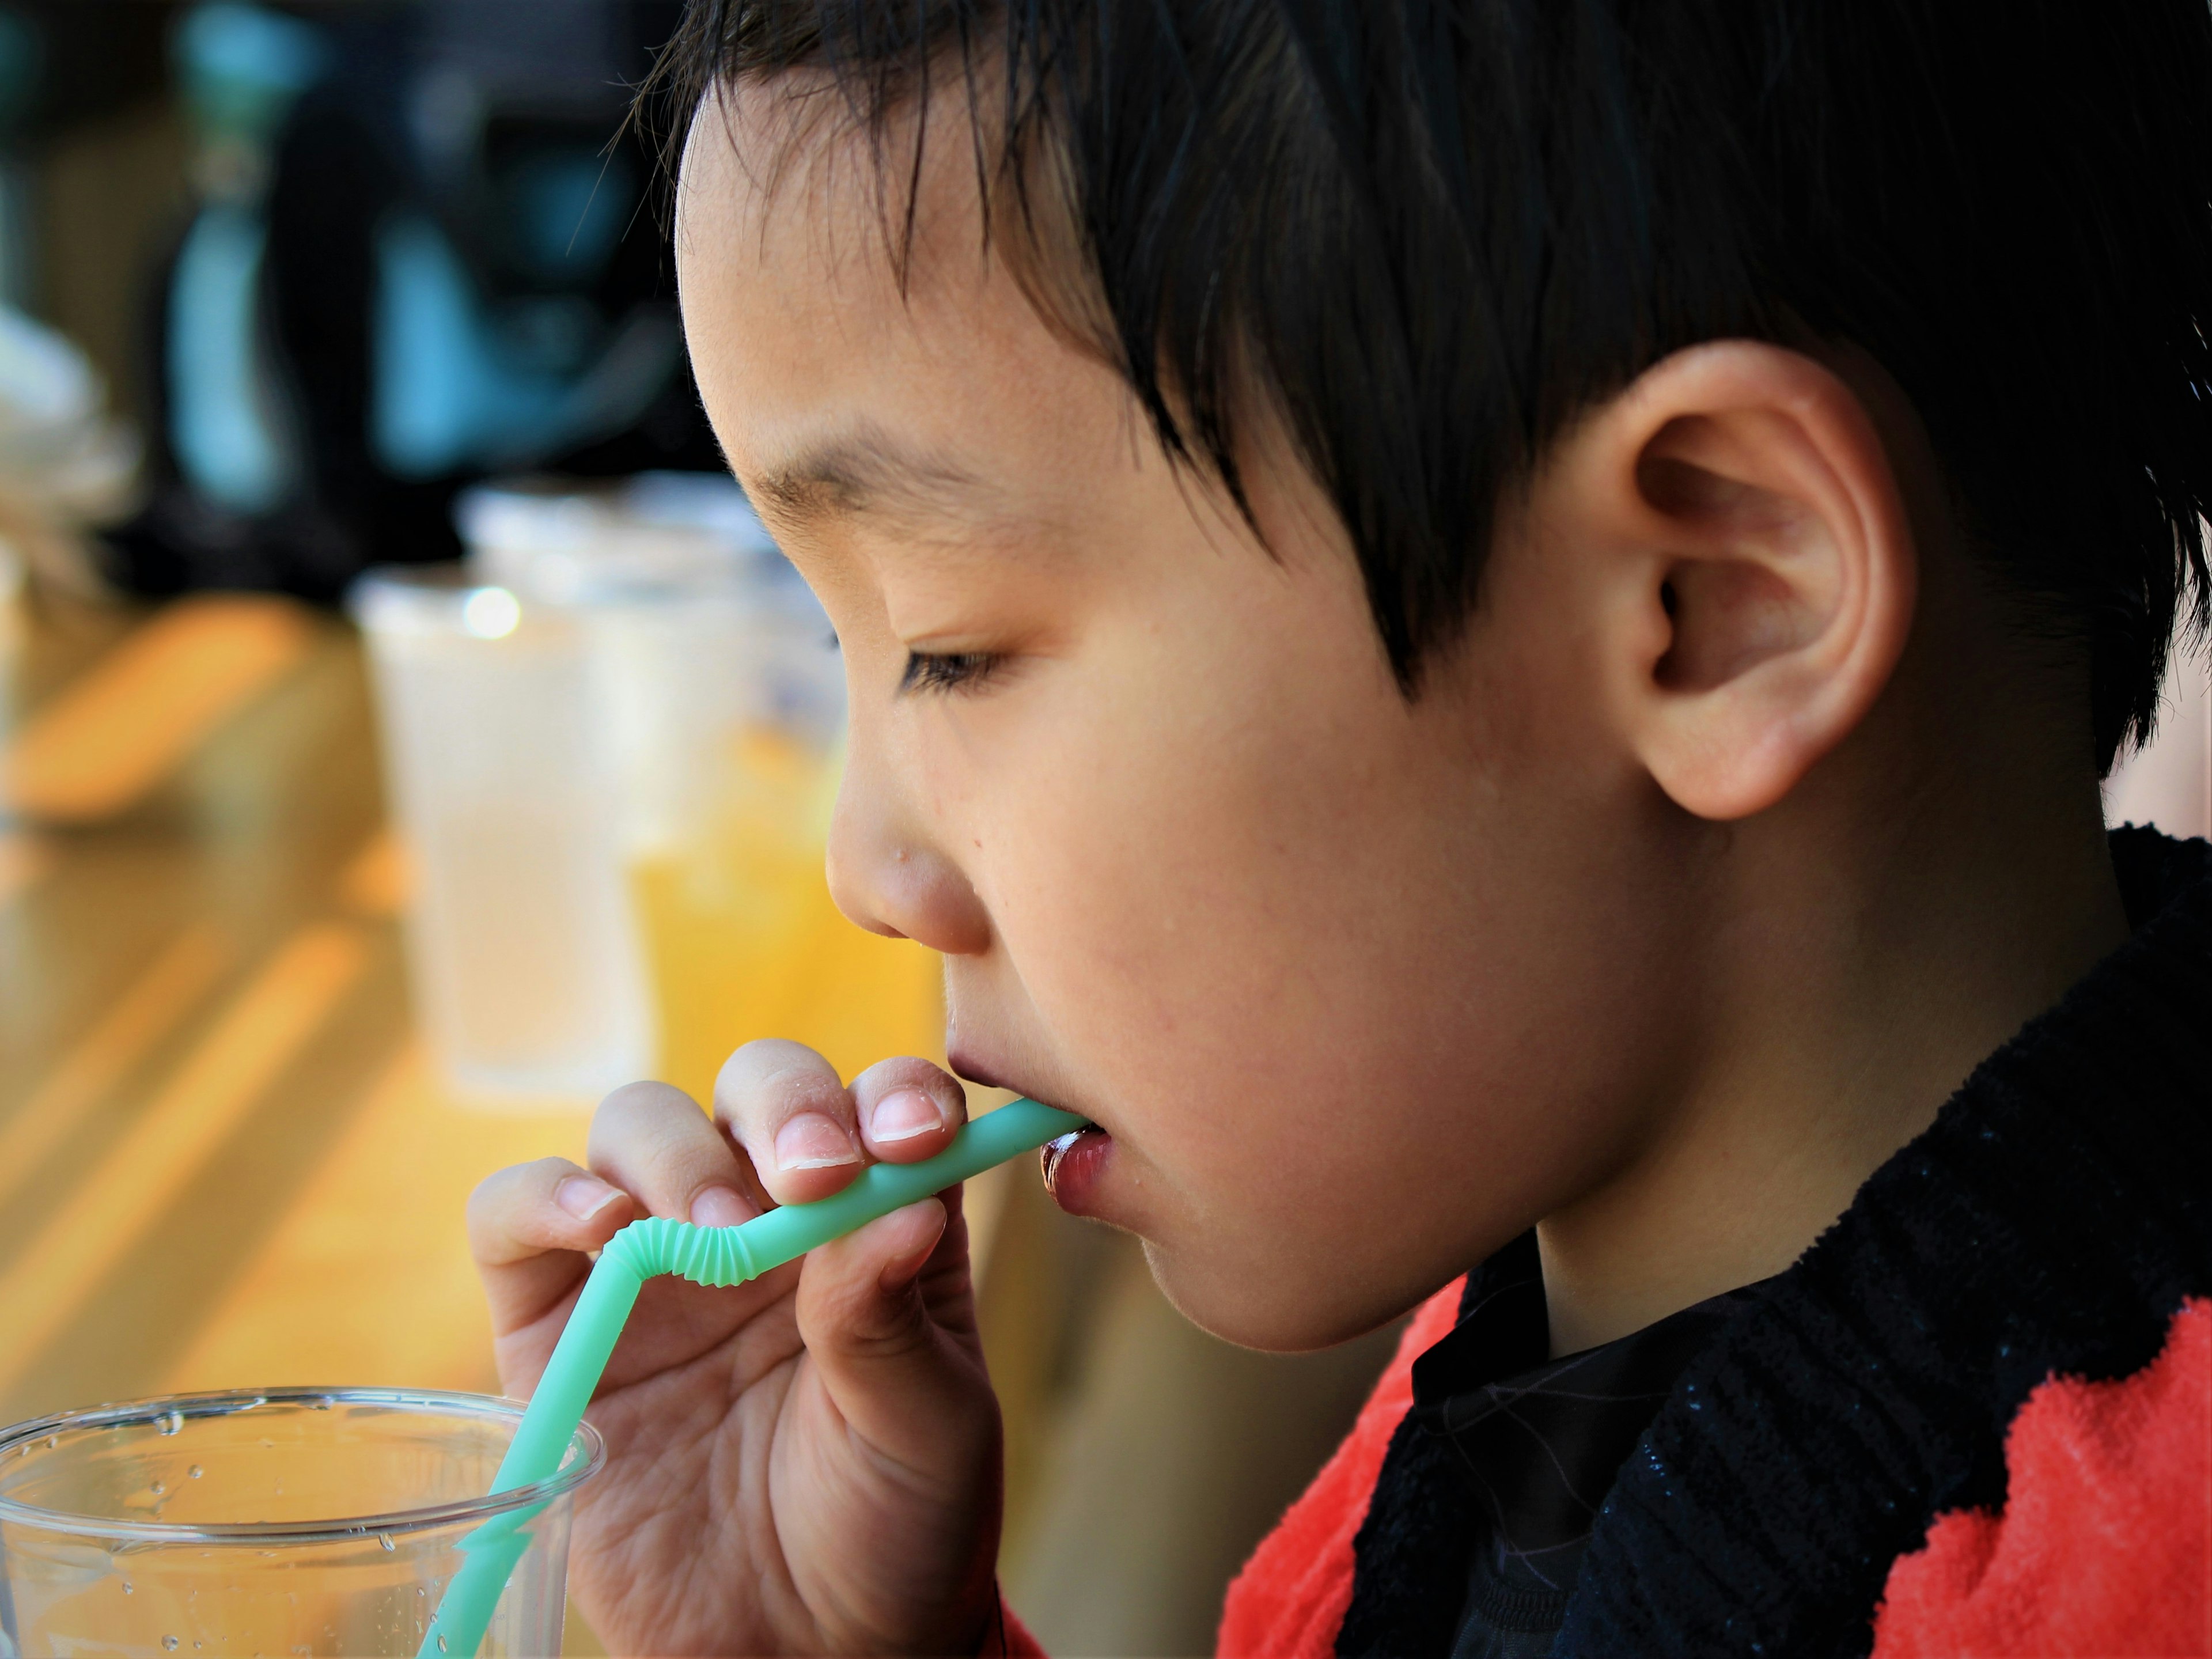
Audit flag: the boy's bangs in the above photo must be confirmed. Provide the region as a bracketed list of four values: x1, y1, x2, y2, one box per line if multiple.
[647, 0, 2212, 771]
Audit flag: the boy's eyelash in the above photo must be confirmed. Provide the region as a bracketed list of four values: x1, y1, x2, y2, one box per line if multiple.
[900, 650, 1003, 695]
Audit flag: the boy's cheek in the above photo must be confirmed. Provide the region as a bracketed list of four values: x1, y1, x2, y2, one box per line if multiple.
[969, 809, 1689, 1348]
[988, 929, 1493, 1344]
[925, 547, 1683, 1340]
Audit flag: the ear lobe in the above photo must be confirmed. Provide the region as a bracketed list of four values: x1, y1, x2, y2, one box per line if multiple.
[1588, 344, 1918, 821]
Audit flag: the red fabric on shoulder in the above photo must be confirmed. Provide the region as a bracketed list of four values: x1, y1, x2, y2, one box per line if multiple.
[1872, 1297, 2212, 1658]
[1215, 1278, 1468, 1659]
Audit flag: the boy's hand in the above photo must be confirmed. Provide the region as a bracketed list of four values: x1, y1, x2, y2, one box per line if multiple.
[468, 1041, 1002, 1657]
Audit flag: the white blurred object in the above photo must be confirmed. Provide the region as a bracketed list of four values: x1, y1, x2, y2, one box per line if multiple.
[352, 567, 654, 1103]
[0, 304, 141, 596]
[355, 474, 846, 1104]
[457, 475, 844, 855]
[2104, 632, 2212, 842]
[456, 471, 778, 601]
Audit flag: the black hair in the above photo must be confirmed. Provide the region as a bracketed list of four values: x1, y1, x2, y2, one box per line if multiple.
[647, 0, 2212, 771]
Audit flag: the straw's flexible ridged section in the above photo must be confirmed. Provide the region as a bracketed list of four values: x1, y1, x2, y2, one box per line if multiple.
[605, 1216, 761, 1287]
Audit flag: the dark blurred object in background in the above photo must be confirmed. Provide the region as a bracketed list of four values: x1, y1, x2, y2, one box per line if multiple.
[0, 3, 167, 602]
[101, 1, 714, 601]
[0, 0, 183, 309]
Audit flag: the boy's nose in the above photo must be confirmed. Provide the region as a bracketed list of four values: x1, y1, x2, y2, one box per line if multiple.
[825, 785, 993, 958]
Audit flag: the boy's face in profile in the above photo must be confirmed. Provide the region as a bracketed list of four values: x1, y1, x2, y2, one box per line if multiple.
[677, 93, 1742, 1351]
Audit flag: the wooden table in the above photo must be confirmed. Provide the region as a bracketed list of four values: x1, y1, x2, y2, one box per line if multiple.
[0, 590, 543, 1417]
[0, 589, 611, 1647]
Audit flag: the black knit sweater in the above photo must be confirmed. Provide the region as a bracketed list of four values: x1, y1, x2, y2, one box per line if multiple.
[1340, 827, 2212, 1658]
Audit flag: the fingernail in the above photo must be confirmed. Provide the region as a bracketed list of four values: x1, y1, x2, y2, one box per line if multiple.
[556, 1176, 622, 1221]
[775, 1112, 861, 1172]
[690, 1185, 758, 1229]
[870, 1088, 944, 1143]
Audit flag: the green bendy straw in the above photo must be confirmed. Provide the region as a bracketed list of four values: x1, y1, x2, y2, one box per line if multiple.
[422, 1098, 1086, 1659]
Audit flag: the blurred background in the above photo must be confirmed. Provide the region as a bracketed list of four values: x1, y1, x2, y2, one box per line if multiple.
[0, 3, 1404, 1653]
[0, 3, 2203, 1655]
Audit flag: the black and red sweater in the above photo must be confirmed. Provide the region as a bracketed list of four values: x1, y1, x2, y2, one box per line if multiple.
[1003, 828, 2212, 1656]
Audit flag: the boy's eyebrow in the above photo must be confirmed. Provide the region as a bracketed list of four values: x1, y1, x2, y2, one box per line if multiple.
[749, 427, 1002, 529]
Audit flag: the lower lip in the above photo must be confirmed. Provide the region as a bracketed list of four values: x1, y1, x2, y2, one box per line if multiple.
[1040, 1126, 1113, 1217]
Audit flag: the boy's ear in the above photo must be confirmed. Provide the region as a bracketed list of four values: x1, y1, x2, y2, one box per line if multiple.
[1536, 340, 1918, 820]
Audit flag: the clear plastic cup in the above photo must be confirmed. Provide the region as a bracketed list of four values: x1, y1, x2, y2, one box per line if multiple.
[0, 1388, 601, 1658]
[351, 566, 654, 1101]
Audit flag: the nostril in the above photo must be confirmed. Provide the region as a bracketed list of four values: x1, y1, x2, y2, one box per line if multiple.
[827, 809, 993, 955]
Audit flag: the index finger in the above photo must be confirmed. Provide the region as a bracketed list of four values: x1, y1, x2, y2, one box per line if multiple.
[467, 1156, 634, 1338]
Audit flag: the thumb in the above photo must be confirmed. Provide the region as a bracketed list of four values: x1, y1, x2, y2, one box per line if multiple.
[793, 1196, 994, 1463]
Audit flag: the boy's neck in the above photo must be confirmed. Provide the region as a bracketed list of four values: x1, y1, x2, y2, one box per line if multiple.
[1536, 597, 2131, 1357]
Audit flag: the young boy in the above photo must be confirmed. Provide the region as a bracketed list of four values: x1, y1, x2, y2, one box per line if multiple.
[468, 1, 2212, 1653]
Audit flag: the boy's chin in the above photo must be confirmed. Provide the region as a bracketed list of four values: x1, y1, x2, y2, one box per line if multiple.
[1139, 1238, 1415, 1354]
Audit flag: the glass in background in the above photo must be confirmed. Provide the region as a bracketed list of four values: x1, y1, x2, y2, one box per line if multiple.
[352, 565, 652, 1100]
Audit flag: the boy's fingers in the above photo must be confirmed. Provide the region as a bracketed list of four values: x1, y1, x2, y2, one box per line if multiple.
[714, 1040, 868, 1206]
[588, 1080, 761, 1226]
[469, 1157, 632, 1265]
[794, 1199, 990, 1457]
[850, 1057, 969, 1164]
[468, 1156, 633, 1335]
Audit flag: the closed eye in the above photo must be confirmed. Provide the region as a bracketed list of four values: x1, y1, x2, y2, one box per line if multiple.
[900, 650, 1003, 695]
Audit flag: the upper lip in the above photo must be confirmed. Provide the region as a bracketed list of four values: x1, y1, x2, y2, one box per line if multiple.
[947, 1046, 1012, 1094]
[949, 1047, 1101, 1132]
